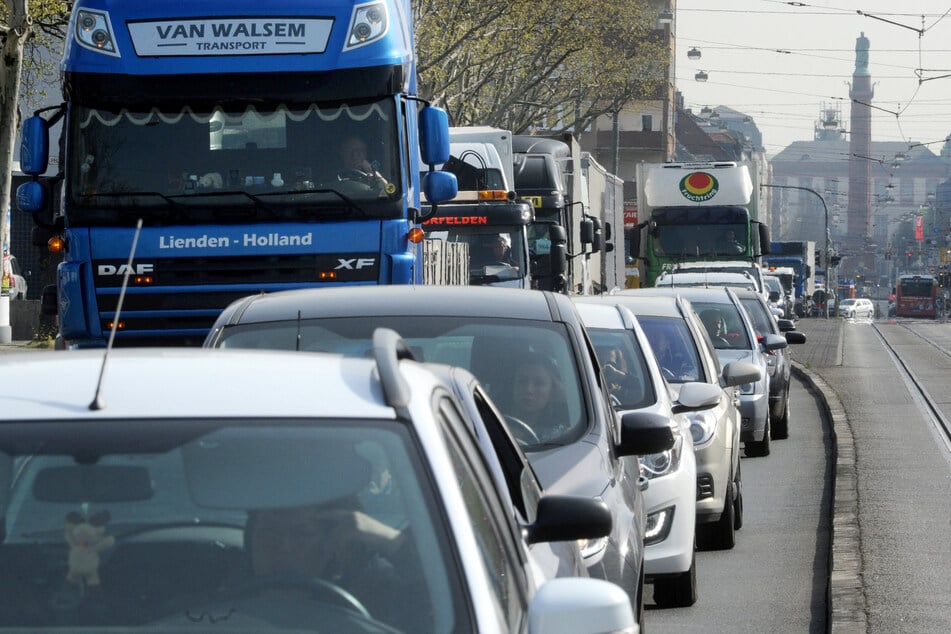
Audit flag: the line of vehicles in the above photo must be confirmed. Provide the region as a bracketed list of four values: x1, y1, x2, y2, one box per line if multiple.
[0, 1, 861, 631]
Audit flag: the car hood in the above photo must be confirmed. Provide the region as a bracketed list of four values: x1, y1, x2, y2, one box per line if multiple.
[526, 437, 611, 500]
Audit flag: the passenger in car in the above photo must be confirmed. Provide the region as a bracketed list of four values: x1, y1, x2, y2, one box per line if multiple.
[510, 353, 570, 442]
[699, 309, 730, 347]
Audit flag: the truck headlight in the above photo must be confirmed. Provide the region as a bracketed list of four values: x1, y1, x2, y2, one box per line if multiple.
[345, 2, 389, 50]
[75, 9, 119, 57]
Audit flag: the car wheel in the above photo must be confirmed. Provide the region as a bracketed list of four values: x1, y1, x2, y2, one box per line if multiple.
[772, 391, 790, 440]
[652, 553, 698, 608]
[732, 461, 744, 530]
[745, 413, 771, 457]
[697, 484, 735, 550]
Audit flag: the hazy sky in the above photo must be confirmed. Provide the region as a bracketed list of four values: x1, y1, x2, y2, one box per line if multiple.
[676, 1, 951, 157]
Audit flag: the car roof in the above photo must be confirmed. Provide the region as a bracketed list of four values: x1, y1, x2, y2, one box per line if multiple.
[626, 285, 738, 306]
[571, 301, 631, 330]
[0, 348, 401, 421]
[213, 286, 568, 327]
[732, 288, 768, 301]
[590, 292, 686, 319]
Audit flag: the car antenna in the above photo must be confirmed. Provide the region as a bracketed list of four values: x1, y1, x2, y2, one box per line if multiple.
[90, 218, 143, 411]
[296, 310, 302, 351]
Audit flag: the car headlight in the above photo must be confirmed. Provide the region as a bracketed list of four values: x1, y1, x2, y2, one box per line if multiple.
[639, 426, 684, 479]
[765, 354, 778, 377]
[683, 409, 718, 447]
[644, 506, 676, 546]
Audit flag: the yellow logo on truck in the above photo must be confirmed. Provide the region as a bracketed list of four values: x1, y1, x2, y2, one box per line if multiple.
[679, 171, 719, 202]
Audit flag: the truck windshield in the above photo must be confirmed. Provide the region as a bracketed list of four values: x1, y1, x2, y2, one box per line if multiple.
[652, 222, 748, 258]
[425, 226, 527, 284]
[66, 98, 403, 224]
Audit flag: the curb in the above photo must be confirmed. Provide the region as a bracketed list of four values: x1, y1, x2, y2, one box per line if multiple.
[791, 361, 867, 633]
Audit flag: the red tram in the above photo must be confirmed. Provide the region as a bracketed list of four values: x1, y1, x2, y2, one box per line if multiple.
[895, 274, 938, 318]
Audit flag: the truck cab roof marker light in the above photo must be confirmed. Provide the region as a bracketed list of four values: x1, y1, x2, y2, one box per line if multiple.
[344, 2, 389, 51]
[75, 10, 120, 57]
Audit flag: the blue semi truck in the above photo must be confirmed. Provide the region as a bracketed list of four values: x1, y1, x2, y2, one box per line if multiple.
[17, 0, 456, 348]
[763, 240, 815, 317]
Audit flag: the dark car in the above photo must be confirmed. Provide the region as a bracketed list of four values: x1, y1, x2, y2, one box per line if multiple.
[204, 285, 676, 629]
[733, 288, 807, 439]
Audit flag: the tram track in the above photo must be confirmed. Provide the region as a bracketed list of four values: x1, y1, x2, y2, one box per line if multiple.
[873, 321, 951, 451]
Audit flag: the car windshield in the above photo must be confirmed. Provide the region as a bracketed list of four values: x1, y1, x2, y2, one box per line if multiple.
[586, 328, 657, 410]
[739, 297, 775, 338]
[216, 316, 587, 450]
[839, 299, 856, 307]
[690, 301, 753, 350]
[632, 315, 704, 383]
[0, 420, 462, 632]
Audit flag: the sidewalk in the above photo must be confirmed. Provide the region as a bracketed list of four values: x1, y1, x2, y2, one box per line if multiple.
[788, 316, 865, 633]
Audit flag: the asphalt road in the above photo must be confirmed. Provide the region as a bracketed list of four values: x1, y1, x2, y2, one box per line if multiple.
[645, 373, 832, 633]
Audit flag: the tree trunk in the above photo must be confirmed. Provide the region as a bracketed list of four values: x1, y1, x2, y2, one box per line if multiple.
[1, 0, 31, 262]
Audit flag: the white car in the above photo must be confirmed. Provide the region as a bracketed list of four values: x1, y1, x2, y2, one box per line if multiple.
[3, 254, 27, 299]
[573, 299, 723, 608]
[838, 297, 874, 319]
[0, 337, 637, 634]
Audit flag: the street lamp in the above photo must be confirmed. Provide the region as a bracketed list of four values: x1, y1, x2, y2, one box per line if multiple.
[763, 183, 833, 317]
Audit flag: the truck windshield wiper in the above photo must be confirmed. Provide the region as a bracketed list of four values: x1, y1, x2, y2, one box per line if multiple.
[83, 191, 186, 209]
[260, 187, 369, 218]
[175, 190, 280, 215]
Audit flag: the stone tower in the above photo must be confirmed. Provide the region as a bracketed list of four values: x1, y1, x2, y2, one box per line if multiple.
[847, 33, 874, 261]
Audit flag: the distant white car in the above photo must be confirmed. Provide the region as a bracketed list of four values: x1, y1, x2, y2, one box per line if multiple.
[838, 297, 874, 319]
[3, 254, 27, 300]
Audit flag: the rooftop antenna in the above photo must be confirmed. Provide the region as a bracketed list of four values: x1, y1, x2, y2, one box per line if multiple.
[90, 218, 143, 410]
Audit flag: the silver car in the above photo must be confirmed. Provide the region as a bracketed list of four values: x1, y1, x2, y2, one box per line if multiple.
[573, 300, 723, 607]
[607, 292, 760, 551]
[204, 285, 676, 630]
[635, 287, 785, 458]
[0, 339, 634, 633]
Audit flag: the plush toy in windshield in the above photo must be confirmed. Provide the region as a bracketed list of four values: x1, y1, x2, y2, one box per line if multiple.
[64, 510, 115, 589]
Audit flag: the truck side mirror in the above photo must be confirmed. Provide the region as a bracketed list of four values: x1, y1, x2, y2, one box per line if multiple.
[629, 226, 642, 259]
[758, 224, 771, 255]
[17, 181, 47, 215]
[549, 225, 567, 277]
[19, 115, 50, 175]
[591, 218, 603, 254]
[580, 218, 594, 245]
[418, 106, 450, 165]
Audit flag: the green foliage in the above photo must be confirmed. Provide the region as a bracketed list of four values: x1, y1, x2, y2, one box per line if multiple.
[2, 0, 70, 109]
[414, 0, 667, 133]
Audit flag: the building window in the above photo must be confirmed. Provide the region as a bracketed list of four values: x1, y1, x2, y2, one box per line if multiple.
[641, 115, 653, 132]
